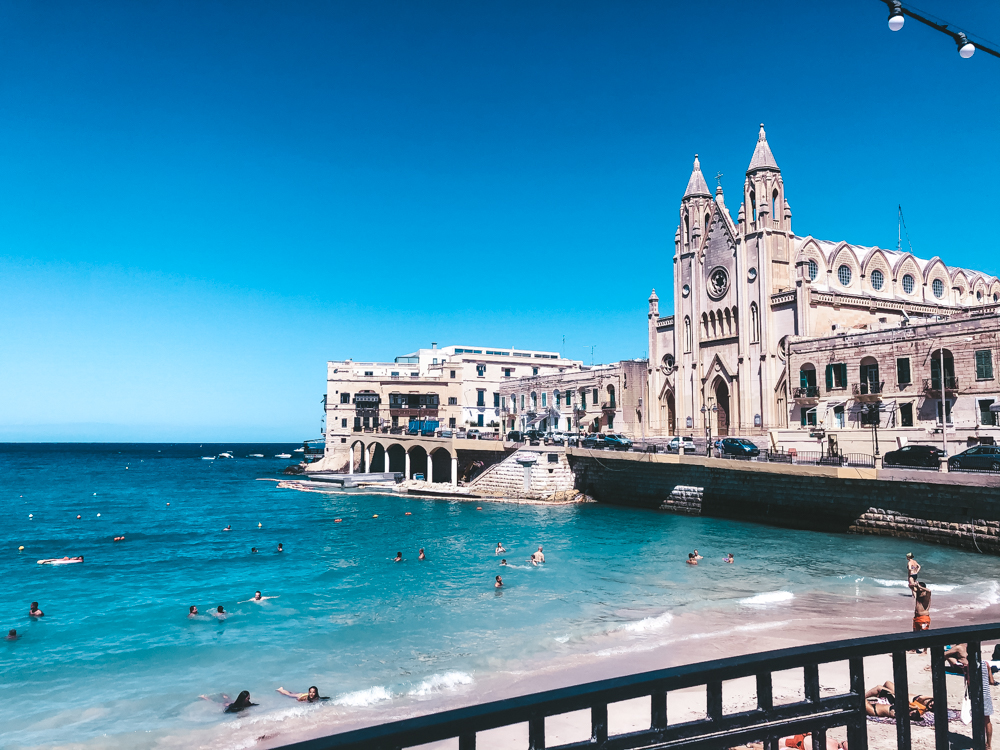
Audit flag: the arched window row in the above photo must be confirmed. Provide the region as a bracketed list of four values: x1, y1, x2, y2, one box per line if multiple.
[701, 306, 739, 340]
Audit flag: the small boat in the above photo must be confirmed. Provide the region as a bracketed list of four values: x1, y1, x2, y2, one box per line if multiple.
[293, 448, 305, 453]
[218, 452, 234, 459]
[202, 456, 216, 460]
[276, 453, 292, 459]
[249, 453, 264, 458]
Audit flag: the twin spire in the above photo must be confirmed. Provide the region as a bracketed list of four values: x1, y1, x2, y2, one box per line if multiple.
[683, 124, 780, 199]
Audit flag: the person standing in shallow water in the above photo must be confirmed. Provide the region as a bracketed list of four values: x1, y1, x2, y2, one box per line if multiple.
[906, 553, 921, 596]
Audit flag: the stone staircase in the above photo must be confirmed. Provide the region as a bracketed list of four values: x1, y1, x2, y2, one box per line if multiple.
[469, 449, 576, 499]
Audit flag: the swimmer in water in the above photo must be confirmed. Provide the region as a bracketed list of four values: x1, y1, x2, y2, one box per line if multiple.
[239, 591, 279, 603]
[223, 525, 231, 531]
[251, 547, 258, 553]
[214, 605, 227, 620]
[686, 553, 698, 565]
[29, 602, 43, 617]
[7, 629, 20, 640]
[394, 552, 402, 562]
[530, 546, 545, 564]
[189, 605, 199, 617]
[418, 548, 425, 560]
[500, 559, 507, 566]
[200, 690, 257, 713]
[277, 543, 283, 552]
[726, 553, 734, 564]
[276, 686, 328, 702]
[496, 542, 506, 555]
[495, 575, 503, 588]
[37, 556, 84, 565]
[693, 549, 704, 560]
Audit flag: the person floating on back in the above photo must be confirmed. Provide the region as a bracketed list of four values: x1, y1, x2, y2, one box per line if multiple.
[277, 686, 328, 702]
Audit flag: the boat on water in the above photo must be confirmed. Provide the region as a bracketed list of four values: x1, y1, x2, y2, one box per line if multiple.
[218, 452, 234, 459]
[275, 453, 292, 459]
[293, 448, 305, 453]
[249, 454, 264, 458]
[201, 456, 216, 460]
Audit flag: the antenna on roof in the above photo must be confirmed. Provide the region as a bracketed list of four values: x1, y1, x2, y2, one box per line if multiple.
[898, 205, 915, 254]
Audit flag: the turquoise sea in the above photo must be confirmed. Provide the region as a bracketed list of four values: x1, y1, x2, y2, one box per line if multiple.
[3, 443, 999, 749]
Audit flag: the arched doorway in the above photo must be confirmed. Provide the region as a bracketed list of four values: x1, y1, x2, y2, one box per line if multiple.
[349, 440, 365, 473]
[369, 444, 386, 473]
[714, 380, 731, 437]
[430, 448, 451, 484]
[386, 444, 406, 473]
[661, 391, 676, 435]
[408, 446, 428, 480]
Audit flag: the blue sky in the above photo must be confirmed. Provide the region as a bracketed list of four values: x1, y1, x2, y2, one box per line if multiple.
[1, 0, 998, 441]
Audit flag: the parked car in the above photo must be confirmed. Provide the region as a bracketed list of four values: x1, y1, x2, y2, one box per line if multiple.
[506, 431, 524, 442]
[948, 445, 1000, 472]
[883, 444, 944, 468]
[581, 434, 606, 450]
[667, 436, 697, 453]
[523, 429, 541, 442]
[603, 433, 633, 451]
[466, 429, 481, 440]
[720, 437, 760, 458]
[544, 432, 566, 446]
[565, 433, 584, 446]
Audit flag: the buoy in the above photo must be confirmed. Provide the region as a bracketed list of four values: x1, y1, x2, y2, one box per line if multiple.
[372, 514, 378, 518]
[18, 546, 24, 551]
[405, 512, 412, 515]
[28, 514, 33, 519]
[258, 522, 262, 528]
[97, 513, 101, 517]
[77, 515, 81, 519]
[93, 493, 97, 496]
[166, 503, 170, 506]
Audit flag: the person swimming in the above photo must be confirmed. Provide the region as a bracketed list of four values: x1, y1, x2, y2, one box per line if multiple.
[276, 686, 328, 702]
[686, 553, 698, 565]
[222, 525, 231, 531]
[418, 548, 426, 560]
[530, 546, 545, 564]
[724, 553, 734, 564]
[239, 591, 279, 603]
[495, 575, 503, 588]
[214, 605, 227, 619]
[495, 542, 506, 555]
[251, 547, 258, 553]
[37, 556, 84, 565]
[693, 550, 704, 560]
[500, 559, 507, 566]
[277, 543, 284, 552]
[29, 602, 43, 617]
[200, 691, 257, 713]
[394, 552, 402, 562]
[189, 605, 199, 617]
[6, 629, 20, 640]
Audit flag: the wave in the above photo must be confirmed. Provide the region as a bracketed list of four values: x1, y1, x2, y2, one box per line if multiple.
[871, 577, 957, 592]
[739, 591, 794, 605]
[407, 671, 473, 697]
[615, 612, 674, 634]
[333, 685, 393, 707]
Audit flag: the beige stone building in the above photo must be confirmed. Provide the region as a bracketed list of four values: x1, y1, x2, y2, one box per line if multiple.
[647, 125, 1000, 444]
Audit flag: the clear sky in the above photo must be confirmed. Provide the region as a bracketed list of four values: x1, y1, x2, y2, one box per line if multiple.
[1, 0, 998, 441]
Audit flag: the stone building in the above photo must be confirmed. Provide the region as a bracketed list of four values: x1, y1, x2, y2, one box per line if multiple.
[782, 310, 1000, 454]
[647, 125, 1000, 442]
[498, 360, 647, 437]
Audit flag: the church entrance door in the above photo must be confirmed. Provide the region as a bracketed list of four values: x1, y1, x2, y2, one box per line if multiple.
[715, 380, 730, 437]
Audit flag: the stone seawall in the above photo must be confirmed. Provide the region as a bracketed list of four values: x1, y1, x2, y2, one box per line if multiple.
[567, 449, 1000, 553]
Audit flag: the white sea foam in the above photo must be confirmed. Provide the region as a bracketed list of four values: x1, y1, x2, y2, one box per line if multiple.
[739, 591, 794, 605]
[554, 635, 570, 643]
[967, 580, 1000, 610]
[408, 671, 473, 696]
[333, 685, 393, 707]
[615, 611, 674, 634]
[872, 578, 909, 588]
[872, 578, 957, 592]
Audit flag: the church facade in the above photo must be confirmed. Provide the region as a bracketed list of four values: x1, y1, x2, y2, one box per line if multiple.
[647, 125, 1000, 441]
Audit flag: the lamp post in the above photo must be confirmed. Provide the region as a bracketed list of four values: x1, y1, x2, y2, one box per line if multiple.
[701, 403, 718, 456]
[877, 0, 999, 59]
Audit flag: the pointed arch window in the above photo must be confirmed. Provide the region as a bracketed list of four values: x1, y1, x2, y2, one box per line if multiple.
[702, 312, 709, 339]
[902, 274, 915, 294]
[750, 302, 760, 343]
[684, 316, 692, 353]
[771, 189, 779, 223]
[808, 259, 818, 281]
[870, 269, 884, 291]
[750, 190, 757, 222]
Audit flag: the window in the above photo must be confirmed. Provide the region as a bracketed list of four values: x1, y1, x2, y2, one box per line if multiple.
[834, 405, 845, 429]
[937, 400, 953, 424]
[581, 390, 587, 407]
[980, 400, 998, 426]
[750, 302, 760, 343]
[532, 367, 539, 375]
[391, 371, 399, 377]
[391, 416, 399, 427]
[801, 407, 817, 427]
[477, 414, 484, 427]
[608, 414, 614, 430]
[902, 274, 915, 294]
[684, 316, 692, 352]
[450, 370, 456, 378]
[476, 390, 485, 407]
[353, 416, 361, 428]
[896, 358, 911, 385]
[808, 259, 818, 281]
[476, 365, 486, 377]
[976, 350, 994, 380]
[566, 418, 572, 431]
[340, 393, 350, 404]
[870, 269, 884, 291]
[503, 368, 512, 377]
[932, 278, 944, 298]
[838, 265, 852, 286]
[447, 397, 458, 405]
[449, 417, 456, 428]
[520, 395, 525, 410]
[364, 371, 373, 376]
[825, 363, 848, 390]
[493, 392, 500, 408]
[899, 403, 913, 427]
[977, 291, 983, 301]
[555, 391, 561, 407]
[541, 393, 547, 408]
[341, 418, 347, 428]
[362, 416, 370, 428]
[432, 358, 437, 365]
[565, 390, 572, 405]
[592, 388, 599, 404]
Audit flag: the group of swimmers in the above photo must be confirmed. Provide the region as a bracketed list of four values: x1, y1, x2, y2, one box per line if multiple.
[199, 685, 329, 714]
[7, 602, 45, 641]
[188, 591, 278, 619]
[685, 549, 734, 565]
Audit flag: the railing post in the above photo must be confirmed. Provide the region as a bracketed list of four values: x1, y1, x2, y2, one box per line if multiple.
[802, 664, 827, 750]
[848, 656, 868, 750]
[591, 703, 608, 745]
[892, 650, 911, 749]
[756, 672, 779, 750]
[929, 645, 949, 750]
[459, 733, 476, 750]
[969, 641, 987, 750]
[707, 680, 723, 722]
[528, 716, 545, 750]
[651, 689, 667, 733]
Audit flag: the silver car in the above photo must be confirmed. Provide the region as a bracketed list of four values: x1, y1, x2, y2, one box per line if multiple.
[667, 436, 697, 453]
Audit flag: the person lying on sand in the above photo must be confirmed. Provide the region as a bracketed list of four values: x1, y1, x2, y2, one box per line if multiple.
[740, 734, 847, 750]
[276, 686, 328, 702]
[863, 681, 932, 720]
[944, 643, 969, 669]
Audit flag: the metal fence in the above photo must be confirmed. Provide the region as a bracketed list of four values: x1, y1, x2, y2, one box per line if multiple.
[277, 623, 1000, 750]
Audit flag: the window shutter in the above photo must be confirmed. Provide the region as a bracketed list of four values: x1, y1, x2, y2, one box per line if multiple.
[800, 370, 809, 388]
[839, 363, 848, 387]
[825, 365, 833, 390]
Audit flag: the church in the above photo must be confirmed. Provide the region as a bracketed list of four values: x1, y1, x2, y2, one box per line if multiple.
[647, 125, 1000, 441]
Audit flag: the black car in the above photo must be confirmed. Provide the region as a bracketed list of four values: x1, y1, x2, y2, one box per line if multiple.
[720, 437, 760, 457]
[506, 431, 523, 442]
[883, 444, 944, 468]
[581, 434, 606, 450]
[948, 445, 1000, 472]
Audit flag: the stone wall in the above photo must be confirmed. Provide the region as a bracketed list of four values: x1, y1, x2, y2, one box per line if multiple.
[568, 448, 1000, 552]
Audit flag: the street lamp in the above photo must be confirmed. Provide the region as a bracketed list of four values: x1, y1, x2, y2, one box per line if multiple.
[887, 0, 904, 31]
[876, 0, 999, 59]
[700, 403, 718, 456]
[956, 32, 976, 59]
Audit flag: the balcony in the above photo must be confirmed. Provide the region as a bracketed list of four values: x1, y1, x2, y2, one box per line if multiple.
[923, 376, 959, 396]
[601, 401, 617, 411]
[792, 386, 820, 404]
[852, 381, 884, 403]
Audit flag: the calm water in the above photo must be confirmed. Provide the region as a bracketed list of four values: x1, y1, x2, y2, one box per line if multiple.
[2, 443, 999, 750]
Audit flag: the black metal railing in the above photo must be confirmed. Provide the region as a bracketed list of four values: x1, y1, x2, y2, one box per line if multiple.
[793, 386, 820, 399]
[853, 381, 884, 396]
[278, 624, 1000, 750]
[924, 376, 959, 392]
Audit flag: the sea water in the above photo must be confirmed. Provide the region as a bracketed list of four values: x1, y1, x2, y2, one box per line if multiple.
[2, 443, 1000, 749]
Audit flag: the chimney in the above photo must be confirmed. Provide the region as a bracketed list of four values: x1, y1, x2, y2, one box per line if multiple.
[432, 342, 438, 349]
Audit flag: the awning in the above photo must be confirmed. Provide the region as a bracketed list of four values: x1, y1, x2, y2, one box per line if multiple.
[526, 414, 548, 427]
[990, 403, 1000, 413]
